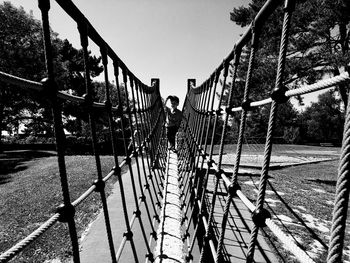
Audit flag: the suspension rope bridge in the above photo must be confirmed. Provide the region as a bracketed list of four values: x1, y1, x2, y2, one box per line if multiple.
[0, 0, 350, 262]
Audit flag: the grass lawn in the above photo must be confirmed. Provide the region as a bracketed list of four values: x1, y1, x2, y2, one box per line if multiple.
[0, 153, 125, 263]
[239, 159, 350, 262]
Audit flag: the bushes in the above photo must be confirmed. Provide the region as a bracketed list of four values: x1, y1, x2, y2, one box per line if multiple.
[1, 135, 127, 155]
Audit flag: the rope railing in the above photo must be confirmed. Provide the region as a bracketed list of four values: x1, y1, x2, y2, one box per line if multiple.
[0, 0, 167, 262]
[178, 0, 350, 262]
[1, 0, 350, 262]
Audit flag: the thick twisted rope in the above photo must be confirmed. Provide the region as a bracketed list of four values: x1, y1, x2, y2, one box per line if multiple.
[0, 214, 60, 262]
[228, 69, 350, 113]
[215, 59, 240, 262]
[327, 95, 350, 263]
[246, 2, 294, 261]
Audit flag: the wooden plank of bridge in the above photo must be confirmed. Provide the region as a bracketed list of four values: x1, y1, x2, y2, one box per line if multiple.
[205, 172, 279, 263]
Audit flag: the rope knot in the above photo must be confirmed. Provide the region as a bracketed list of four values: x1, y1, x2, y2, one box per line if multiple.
[93, 179, 105, 192]
[82, 93, 93, 112]
[104, 99, 112, 111]
[40, 77, 58, 105]
[252, 208, 271, 227]
[228, 182, 241, 196]
[215, 169, 225, 179]
[124, 157, 132, 165]
[112, 165, 121, 176]
[123, 230, 133, 240]
[56, 203, 75, 223]
[271, 84, 288, 104]
[186, 254, 193, 261]
[207, 159, 214, 168]
[241, 99, 252, 111]
[215, 108, 223, 116]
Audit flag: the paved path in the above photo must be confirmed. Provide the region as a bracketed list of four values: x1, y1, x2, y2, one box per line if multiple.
[80, 162, 160, 262]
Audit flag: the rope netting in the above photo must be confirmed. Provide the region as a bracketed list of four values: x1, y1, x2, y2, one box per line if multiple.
[177, 0, 350, 262]
[1, 0, 350, 262]
[0, 0, 167, 262]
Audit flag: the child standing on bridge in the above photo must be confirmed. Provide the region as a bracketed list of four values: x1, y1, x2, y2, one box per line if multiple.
[164, 95, 182, 152]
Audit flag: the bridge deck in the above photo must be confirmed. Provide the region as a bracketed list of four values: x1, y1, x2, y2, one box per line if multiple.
[204, 172, 278, 262]
[80, 154, 278, 262]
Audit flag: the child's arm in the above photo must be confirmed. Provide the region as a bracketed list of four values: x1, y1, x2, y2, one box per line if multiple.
[165, 96, 171, 105]
[164, 96, 171, 112]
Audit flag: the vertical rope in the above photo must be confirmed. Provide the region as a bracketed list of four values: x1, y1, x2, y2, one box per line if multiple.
[123, 71, 151, 261]
[199, 69, 224, 263]
[129, 78, 155, 260]
[78, 24, 117, 263]
[113, 62, 139, 262]
[246, 1, 294, 261]
[215, 55, 241, 263]
[38, 1, 80, 262]
[327, 85, 350, 263]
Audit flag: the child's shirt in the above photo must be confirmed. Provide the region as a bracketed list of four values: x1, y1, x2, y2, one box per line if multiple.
[165, 107, 182, 128]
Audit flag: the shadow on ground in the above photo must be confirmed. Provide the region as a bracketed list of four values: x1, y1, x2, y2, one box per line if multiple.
[0, 150, 56, 184]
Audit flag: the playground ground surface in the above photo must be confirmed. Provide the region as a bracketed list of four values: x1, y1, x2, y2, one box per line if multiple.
[0, 144, 346, 262]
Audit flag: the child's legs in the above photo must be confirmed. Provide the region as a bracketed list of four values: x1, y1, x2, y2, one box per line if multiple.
[167, 126, 177, 147]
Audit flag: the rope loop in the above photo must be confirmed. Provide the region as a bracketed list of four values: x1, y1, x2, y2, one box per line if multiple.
[56, 203, 76, 223]
[252, 208, 271, 228]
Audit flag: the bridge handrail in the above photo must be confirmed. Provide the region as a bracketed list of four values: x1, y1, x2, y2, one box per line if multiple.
[179, 0, 350, 262]
[0, 71, 160, 113]
[0, 0, 167, 262]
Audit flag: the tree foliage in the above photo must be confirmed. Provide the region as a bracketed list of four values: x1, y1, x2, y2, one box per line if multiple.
[227, 0, 349, 144]
[300, 90, 344, 143]
[0, 2, 105, 140]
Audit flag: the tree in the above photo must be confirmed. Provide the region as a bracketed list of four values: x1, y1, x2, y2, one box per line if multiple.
[230, 0, 350, 99]
[0, 2, 104, 142]
[300, 90, 344, 143]
[0, 2, 47, 149]
[227, 0, 349, 143]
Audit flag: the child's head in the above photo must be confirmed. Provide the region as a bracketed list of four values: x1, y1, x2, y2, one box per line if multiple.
[169, 96, 179, 109]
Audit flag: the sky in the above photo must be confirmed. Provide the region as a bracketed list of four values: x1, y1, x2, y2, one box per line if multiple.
[4, 0, 327, 111]
[5, 0, 248, 108]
